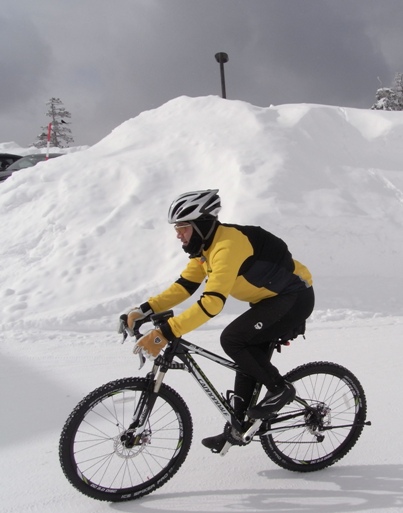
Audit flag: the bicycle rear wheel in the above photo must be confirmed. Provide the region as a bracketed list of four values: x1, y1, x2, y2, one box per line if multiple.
[59, 377, 193, 501]
[260, 361, 367, 472]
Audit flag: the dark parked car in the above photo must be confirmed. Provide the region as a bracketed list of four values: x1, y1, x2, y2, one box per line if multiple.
[0, 153, 63, 182]
[0, 153, 22, 174]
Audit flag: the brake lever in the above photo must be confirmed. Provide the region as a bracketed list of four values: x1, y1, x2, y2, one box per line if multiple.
[133, 329, 147, 369]
[119, 318, 148, 370]
[121, 330, 128, 344]
[137, 351, 146, 370]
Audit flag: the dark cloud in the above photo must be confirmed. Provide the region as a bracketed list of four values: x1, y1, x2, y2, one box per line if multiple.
[0, 0, 402, 146]
[187, 0, 391, 109]
[0, 12, 52, 113]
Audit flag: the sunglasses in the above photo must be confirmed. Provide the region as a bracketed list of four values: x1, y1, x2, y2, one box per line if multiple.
[174, 223, 192, 234]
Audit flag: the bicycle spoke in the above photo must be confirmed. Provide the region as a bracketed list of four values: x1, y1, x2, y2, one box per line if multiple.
[260, 362, 367, 472]
[60, 378, 192, 500]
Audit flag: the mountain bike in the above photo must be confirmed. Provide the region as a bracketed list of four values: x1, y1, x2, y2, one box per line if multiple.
[59, 310, 371, 502]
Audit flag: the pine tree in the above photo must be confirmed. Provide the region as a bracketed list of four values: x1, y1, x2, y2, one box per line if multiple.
[372, 73, 403, 111]
[371, 87, 399, 110]
[32, 97, 74, 148]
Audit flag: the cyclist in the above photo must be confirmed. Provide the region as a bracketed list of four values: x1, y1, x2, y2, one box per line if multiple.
[119, 189, 315, 452]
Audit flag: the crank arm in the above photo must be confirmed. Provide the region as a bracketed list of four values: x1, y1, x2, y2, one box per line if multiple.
[242, 420, 263, 443]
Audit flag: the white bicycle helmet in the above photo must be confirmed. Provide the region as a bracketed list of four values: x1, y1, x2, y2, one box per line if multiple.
[168, 189, 221, 224]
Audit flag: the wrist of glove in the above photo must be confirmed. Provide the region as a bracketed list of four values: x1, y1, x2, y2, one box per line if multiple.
[117, 303, 153, 335]
[133, 328, 169, 360]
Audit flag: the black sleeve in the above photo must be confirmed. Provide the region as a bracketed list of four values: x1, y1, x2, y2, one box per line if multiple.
[176, 276, 201, 295]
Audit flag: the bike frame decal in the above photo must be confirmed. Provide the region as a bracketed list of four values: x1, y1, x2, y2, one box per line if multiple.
[179, 351, 233, 421]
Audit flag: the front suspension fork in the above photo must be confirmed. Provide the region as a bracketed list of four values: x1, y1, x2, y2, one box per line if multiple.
[122, 368, 167, 448]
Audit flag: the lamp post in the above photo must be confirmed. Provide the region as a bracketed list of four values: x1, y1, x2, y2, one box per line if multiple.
[215, 52, 229, 98]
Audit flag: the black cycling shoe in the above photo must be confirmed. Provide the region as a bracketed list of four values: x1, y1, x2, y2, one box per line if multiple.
[246, 382, 296, 419]
[201, 423, 246, 453]
[201, 433, 227, 453]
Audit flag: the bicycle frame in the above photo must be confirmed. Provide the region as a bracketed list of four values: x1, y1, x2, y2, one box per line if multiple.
[158, 338, 261, 432]
[59, 319, 372, 501]
[129, 335, 310, 452]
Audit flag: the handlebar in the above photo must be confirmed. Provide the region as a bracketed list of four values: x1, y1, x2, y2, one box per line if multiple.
[119, 310, 174, 370]
[119, 309, 174, 341]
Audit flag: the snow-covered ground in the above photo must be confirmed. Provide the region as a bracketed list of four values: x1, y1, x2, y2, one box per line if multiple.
[1, 96, 403, 512]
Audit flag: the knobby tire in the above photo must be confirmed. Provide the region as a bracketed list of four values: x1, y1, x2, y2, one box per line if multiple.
[59, 377, 193, 502]
[260, 361, 367, 472]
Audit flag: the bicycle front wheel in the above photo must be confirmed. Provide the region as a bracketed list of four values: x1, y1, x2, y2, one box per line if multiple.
[59, 377, 193, 502]
[260, 361, 367, 472]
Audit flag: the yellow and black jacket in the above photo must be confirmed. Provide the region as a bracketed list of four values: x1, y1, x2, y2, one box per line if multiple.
[148, 223, 312, 338]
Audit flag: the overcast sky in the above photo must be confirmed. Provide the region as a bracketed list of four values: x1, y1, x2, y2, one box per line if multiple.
[1, 0, 402, 147]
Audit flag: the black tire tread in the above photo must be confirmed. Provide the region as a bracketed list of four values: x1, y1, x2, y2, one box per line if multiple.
[59, 377, 193, 501]
[260, 361, 367, 472]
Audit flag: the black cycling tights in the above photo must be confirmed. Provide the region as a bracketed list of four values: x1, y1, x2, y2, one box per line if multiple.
[220, 287, 315, 416]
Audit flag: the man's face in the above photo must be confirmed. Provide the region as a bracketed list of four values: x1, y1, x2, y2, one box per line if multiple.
[174, 223, 193, 246]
